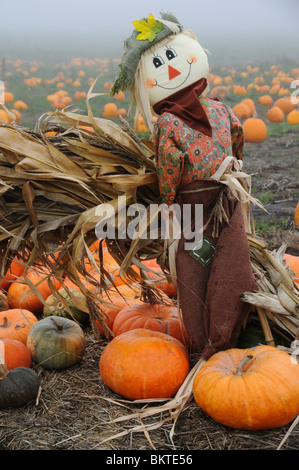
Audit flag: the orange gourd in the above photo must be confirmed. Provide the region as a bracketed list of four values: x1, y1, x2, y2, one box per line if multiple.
[233, 85, 247, 96]
[242, 118, 267, 142]
[112, 302, 187, 343]
[193, 345, 299, 430]
[99, 328, 190, 400]
[0, 309, 38, 344]
[266, 106, 284, 123]
[0, 338, 31, 369]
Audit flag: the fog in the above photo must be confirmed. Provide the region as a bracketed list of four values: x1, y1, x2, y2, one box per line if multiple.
[0, 0, 299, 66]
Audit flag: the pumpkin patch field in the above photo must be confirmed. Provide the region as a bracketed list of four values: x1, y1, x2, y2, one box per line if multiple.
[0, 52, 299, 452]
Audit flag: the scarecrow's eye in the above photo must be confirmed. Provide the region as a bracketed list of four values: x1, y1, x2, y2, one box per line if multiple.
[165, 48, 177, 61]
[153, 55, 164, 68]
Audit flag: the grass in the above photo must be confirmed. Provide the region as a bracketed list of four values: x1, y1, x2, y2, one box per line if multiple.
[255, 217, 290, 233]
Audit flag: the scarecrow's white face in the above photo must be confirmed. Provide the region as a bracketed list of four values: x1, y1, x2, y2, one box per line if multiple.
[143, 33, 209, 106]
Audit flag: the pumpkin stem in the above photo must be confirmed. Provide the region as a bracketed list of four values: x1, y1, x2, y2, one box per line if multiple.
[51, 317, 64, 332]
[234, 355, 254, 375]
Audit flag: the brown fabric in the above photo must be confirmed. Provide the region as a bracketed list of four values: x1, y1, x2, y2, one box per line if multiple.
[153, 78, 212, 137]
[175, 179, 257, 360]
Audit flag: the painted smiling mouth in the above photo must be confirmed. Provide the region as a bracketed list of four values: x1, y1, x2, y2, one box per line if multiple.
[154, 60, 193, 90]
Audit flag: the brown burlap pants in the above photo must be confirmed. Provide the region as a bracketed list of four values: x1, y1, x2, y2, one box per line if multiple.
[175, 179, 257, 359]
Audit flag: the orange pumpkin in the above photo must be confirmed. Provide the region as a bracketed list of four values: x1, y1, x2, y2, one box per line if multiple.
[283, 253, 299, 287]
[7, 269, 62, 315]
[258, 95, 273, 106]
[0, 257, 25, 291]
[99, 328, 190, 400]
[0, 338, 31, 369]
[102, 103, 118, 118]
[233, 85, 247, 96]
[274, 97, 296, 114]
[287, 109, 299, 125]
[112, 302, 187, 343]
[0, 309, 38, 344]
[95, 283, 142, 338]
[232, 103, 251, 120]
[295, 202, 299, 229]
[142, 259, 176, 297]
[242, 118, 267, 142]
[266, 106, 284, 123]
[193, 345, 299, 430]
[241, 98, 255, 117]
[209, 86, 230, 101]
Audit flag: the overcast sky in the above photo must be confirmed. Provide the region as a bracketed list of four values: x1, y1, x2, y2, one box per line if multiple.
[0, 0, 298, 64]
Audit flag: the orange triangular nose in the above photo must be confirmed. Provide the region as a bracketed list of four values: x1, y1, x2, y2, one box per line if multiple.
[168, 65, 181, 80]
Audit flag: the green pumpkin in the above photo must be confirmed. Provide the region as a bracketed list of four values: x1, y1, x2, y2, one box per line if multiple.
[43, 288, 89, 327]
[27, 316, 86, 370]
[0, 364, 40, 409]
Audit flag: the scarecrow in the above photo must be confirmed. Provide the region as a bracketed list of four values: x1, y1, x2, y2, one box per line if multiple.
[111, 12, 258, 359]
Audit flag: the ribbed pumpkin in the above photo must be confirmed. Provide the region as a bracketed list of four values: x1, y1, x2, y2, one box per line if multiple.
[99, 328, 190, 400]
[193, 345, 299, 430]
[0, 309, 38, 345]
[0, 338, 31, 369]
[0, 363, 40, 409]
[242, 118, 267, 142]
[112, 302, 187, 343]
[266, 106, 284, 123]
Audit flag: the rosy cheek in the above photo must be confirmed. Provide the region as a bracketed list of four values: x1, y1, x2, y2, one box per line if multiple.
[146, 78, 156, 88]
[189, 55, 197, 63]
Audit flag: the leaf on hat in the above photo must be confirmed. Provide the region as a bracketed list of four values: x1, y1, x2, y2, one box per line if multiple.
[132, 13, 163, 42]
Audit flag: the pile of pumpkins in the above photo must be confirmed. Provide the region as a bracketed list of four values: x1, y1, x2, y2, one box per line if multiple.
[0, 239, 299, 432]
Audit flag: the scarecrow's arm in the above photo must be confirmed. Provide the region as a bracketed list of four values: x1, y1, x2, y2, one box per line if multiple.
[152, 115, 184, 206]
[227, 107, 244, 160]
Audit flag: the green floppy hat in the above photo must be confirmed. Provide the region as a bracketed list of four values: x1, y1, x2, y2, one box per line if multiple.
[111, 12, 184, 96]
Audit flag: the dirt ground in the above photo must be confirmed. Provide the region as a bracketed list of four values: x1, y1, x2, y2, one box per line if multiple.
[0, 128, 299, 452]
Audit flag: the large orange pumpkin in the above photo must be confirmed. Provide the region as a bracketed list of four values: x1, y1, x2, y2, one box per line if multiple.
[241, 98, 255, 116]
[0, 309, 38, 345]
[99, 328, 190, 400]
[112, 302, 187, 343]
[232, 103, 251, 120]
[242, 118, 267, 142]
[193, 345, 299, 430]
[287, 109, 299, 125]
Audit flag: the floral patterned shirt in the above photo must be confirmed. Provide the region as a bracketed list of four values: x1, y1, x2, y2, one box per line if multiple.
[152, 96, 244, 205]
